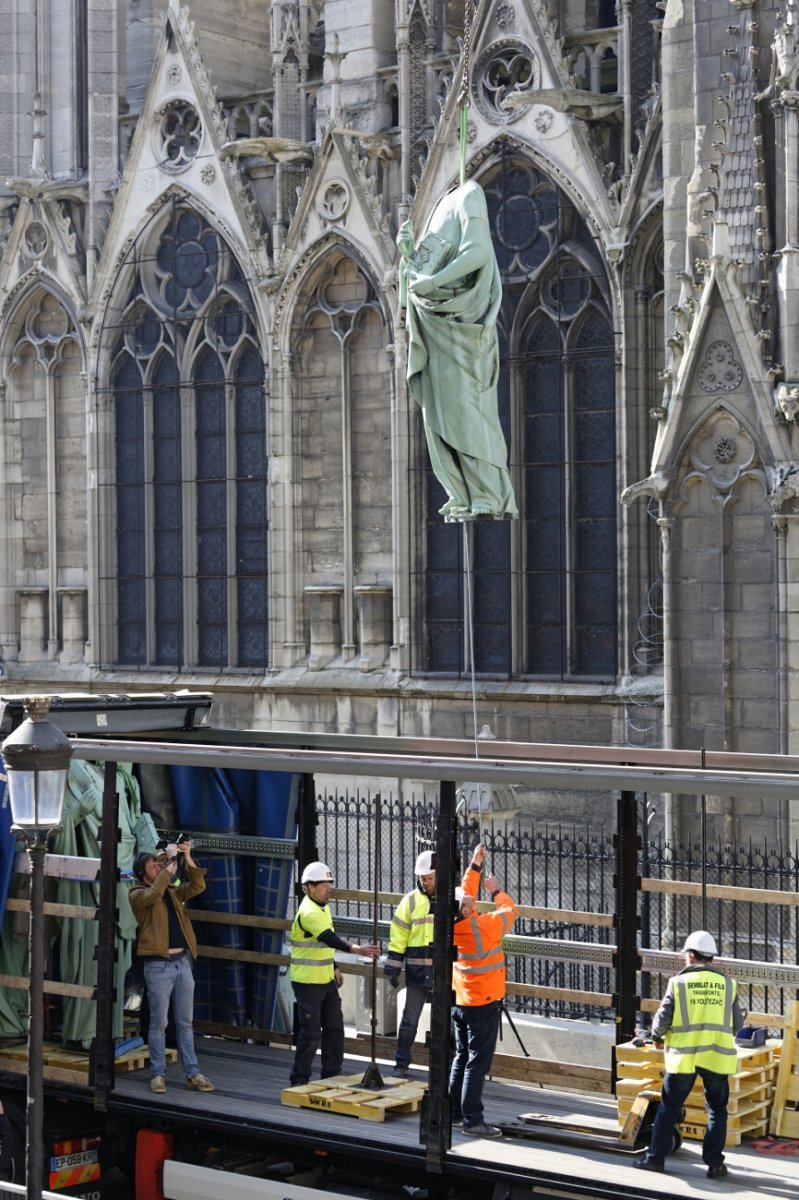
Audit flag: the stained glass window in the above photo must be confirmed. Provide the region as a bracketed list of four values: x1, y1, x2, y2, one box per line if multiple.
[111, 201, 267, 669]
[420, 159, 616, 679]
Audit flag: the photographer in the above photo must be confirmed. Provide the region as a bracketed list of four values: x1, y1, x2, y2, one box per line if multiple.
[130, 837, 215, 1095]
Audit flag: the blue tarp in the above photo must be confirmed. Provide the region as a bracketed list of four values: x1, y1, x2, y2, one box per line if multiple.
[170, 766, 296, 1028]
[0, 765, 19, 934]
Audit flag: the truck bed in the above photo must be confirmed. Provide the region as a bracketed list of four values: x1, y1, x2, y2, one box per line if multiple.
[107, 1040, 796, 1200]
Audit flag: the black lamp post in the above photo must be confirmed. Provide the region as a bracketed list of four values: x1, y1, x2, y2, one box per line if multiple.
[1, 696, 73, 1200]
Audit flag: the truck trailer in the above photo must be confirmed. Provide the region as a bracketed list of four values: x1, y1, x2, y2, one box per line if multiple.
[1, 692, 798, 1200]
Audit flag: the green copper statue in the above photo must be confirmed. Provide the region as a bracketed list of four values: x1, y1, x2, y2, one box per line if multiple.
[399, 180, 518, 521]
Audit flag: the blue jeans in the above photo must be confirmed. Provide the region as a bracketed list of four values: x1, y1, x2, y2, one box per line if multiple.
[395, 984, 429, 1068]
[646, 1068, 729, 1167]
[144, 955, 199, 1080]
[449, 1000, 501, 1128]
[291, 980, 345, 1085]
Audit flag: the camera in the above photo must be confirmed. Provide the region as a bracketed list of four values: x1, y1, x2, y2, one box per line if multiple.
[156, 833, 189, 866]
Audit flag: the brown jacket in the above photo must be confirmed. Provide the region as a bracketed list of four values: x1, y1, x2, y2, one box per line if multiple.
[129, 863, 206, 958]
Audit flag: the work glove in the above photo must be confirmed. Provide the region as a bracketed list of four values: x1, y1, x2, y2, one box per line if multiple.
[385, 970, 400, 989]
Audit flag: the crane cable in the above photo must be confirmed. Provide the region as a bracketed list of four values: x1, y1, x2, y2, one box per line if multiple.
[457, 2, 485, 842]
[458, 0, 473, 186]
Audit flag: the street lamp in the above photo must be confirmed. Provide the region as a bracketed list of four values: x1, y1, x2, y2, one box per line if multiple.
[1, 696, 73, 1200]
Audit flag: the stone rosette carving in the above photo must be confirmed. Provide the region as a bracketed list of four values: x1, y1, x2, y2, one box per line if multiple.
[696, 340, 743, 393]
[687, 410, 755, 494]
[495, 4, 515, 30]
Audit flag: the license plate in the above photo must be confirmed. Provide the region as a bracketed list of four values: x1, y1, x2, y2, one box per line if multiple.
[50, 1149, 99, 1171]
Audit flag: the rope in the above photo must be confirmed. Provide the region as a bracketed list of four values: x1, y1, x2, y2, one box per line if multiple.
[462, 524, 484, 836]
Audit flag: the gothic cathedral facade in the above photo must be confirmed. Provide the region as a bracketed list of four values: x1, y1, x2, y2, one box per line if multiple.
[0, 1, 796, 844]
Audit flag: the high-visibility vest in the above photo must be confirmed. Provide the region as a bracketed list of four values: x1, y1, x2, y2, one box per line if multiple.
[452, 888, 517, 1006]
[664, 967, 739, 1075]
[385, 888, 434, 987]
[290, 895, 336, 984]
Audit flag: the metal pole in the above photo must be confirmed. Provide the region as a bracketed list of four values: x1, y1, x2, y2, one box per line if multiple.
[93, 760, 120, 1108]
[700, 747, 708, 929]
[424, 778, 457, 1172]
[26, 833, 46, 1200]
[360, 795, 384, 1088]
[612, 790, 640, 1082]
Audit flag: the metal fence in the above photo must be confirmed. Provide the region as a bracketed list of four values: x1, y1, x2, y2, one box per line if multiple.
[316, 788, 799, 1023]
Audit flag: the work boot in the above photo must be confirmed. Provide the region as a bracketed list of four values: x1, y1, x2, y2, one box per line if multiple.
[150, 1075, 166, 1094]
[707, 1164, 728, 1180]
[462, 1123, 502, 1139]
[392, 1065, 410, 1078]
[632, 1156, 664, 1173]
[186, 1073, 215, 1092]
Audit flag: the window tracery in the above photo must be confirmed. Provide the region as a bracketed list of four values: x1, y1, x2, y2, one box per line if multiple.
[421, 159, 616, 679]
[108, 201, 267, 670]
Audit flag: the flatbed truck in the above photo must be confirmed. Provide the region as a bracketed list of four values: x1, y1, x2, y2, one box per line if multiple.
[2, 692, 799, 1200]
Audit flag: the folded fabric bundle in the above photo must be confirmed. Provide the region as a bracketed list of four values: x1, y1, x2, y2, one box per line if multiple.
[751, 1136, 799, 1156]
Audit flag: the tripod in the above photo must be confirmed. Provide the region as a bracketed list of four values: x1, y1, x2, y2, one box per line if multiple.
[498, 1002, 529, 1057]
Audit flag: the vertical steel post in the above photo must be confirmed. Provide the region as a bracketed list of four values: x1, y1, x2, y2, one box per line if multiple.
[613, 790, 641, 1064]
[296, 772, 318, 885]
[424, 778, 457, 1172]
[93, 759, 120, 1108]
[26, 835, 46, 1200]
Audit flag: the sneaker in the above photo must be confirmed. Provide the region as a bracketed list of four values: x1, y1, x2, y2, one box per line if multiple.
[392, 1065, 410, 1078]
[149, 1075, 166, 1094]
[707, 1164, 728, 1180]
[186, 1073, 215, 1092]
[462, 1123, 502, 1139]
[632, 1156, 664, 1173]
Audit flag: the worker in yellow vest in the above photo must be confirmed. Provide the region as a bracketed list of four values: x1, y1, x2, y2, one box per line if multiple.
[289, 861, 379, 1085]
[383, 848, 437, 1078]
[633, 930, 745, 1180]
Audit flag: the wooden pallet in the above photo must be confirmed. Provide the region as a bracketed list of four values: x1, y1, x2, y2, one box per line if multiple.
[769, 1001, 799, 1137]
[281, 1074, 427, 1122]
[679, 1115, 769, 1148]
[616, 1039, 776, 1146]
[116, 1046, 179, 1072]
[0, 1041, 177, 1074]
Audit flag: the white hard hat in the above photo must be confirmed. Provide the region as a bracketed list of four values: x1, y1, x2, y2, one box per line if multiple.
[415, 849, 436, 875]
[683, 930, 717, 957]
[454, 886, 465, 904]
[301, 861, 334, 884]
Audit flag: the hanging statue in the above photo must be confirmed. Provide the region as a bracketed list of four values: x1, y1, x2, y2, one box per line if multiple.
[399, 179, 518, 522]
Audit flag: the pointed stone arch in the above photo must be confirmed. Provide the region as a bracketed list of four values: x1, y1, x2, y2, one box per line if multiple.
[94, 195, 268, 671]
[0, 283, 87, 666]
[417, 150, 617, 680]
[277, 240, 393, 671]
[666, 405, 777, 765]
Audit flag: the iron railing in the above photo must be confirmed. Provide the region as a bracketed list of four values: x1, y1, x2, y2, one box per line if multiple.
[317, 788, 799, 1023]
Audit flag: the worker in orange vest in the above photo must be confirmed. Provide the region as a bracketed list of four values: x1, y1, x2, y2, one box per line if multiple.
[450, 843, 518, 1138]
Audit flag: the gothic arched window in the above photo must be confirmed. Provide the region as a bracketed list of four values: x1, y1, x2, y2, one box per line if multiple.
[107, 201, 267, 670]
[418, 158, 617, 679]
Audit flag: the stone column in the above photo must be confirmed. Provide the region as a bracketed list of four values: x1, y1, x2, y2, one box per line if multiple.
[18, 588, 48, 662]
[354, 585, 392, 671]
[59, 587, 87, 664]
[304, 585, 343, 669]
